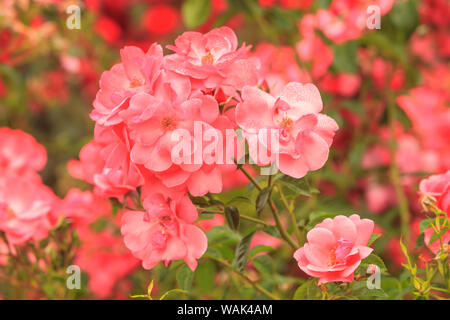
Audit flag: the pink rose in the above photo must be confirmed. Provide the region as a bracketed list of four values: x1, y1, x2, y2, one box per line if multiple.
[0, 173, 58, 246]
[165, 26, 260, 90]
[419, 170, 450, 213]
[0, 127, 47, 176]
[294, 214, 374, 285]
[68, 124, 143, 199]
[121, 192, 207, 271]
[235, 82, 338, 178]
[90, 44, 163, 126]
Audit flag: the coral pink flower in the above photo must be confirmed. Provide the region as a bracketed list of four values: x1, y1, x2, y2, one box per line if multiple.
[397, 87, 450, 171]
[59, 188, 112, 227]
[90, 44, 163, 126]
[68, 124, 143, 199]
[294, 214, 374, 285]
[236, 82, 338, 178]
[122, 69, 234, 196]
[315, 0, 393, 44]
[0, 127, 47, 175]
[365, 181, 397, 214]
[75, 230, 139, 298]
[319, 73, 361, 97]
[295, 14, 333, 79]
[121, 192, 207, 271]
[0, 173, 58, 246]
[419, 170, 450, 213]
[165, 26, 260, 90]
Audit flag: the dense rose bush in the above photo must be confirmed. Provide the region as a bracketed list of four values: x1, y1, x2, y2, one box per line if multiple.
[0, 0, 448, 301]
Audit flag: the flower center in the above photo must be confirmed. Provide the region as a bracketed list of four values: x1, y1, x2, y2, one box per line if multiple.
[129, 77, 143, 88]
[0, 202, 14, 219]
[201, 52, 214, 65]
[328, 238, 353, 266]
[161, 117, 177, 131]
[280, 117, 293, 130]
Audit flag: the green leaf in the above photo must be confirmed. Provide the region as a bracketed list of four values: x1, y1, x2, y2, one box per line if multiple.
[415, 233, 425, 250]
[147, 280, 154, 298]
[419, 219, 434, 233]
[293, 280, 311, 300]
[256, 187, 270, 214]
[262, 225, 281, 238]
[279, 176, 318, 199]
[248, 245, 275, 259]
[252, 255, 274, 275]
[368, 233, 382, 246]
[176, 264, 194, 291]
[225, 206, 240, 231]
[233, 231, 255, 272]
[194, 260, 216, 292]
[159, 289, 187, 300]
[388, 0, 418, 34]
[206, 225, 241, 244]
[361, 254, 388, 272]
[227, 196, 252, 206]
[182, 0, 211, 29]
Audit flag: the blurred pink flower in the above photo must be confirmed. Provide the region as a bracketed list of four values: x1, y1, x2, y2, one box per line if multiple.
[419, 170, 450, 213]
[0, 173, 58, 246]
[0, 127, 47, 176]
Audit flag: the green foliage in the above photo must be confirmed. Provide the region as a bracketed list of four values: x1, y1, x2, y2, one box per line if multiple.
[182, 0, 211, 29]
[176, 264, 194, 291]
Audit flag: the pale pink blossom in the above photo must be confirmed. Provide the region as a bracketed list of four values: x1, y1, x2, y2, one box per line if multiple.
[0, 127, 47, 176]
[294, 214, 374, 285]
[419, 170, 450, 213]
[121, 192, 207, 271]
[165, 26, 260, 90]
[90, 44, 163, 126]
[0, 173, 58, 246]
[236, 82, 338, 178]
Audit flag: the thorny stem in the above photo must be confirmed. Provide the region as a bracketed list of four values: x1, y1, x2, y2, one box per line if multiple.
[208, 255, 280, 300]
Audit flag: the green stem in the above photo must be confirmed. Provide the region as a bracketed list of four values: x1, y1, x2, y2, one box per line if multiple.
[208, 256, 280, 300]
[200, 210, 269, 226]
[237, 166, 297, 249]
[238, 165, 262, 191]
[276, 186, 304, 245]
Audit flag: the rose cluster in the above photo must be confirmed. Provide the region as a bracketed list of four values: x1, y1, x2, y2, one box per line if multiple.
[70, 27, 339, 271]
